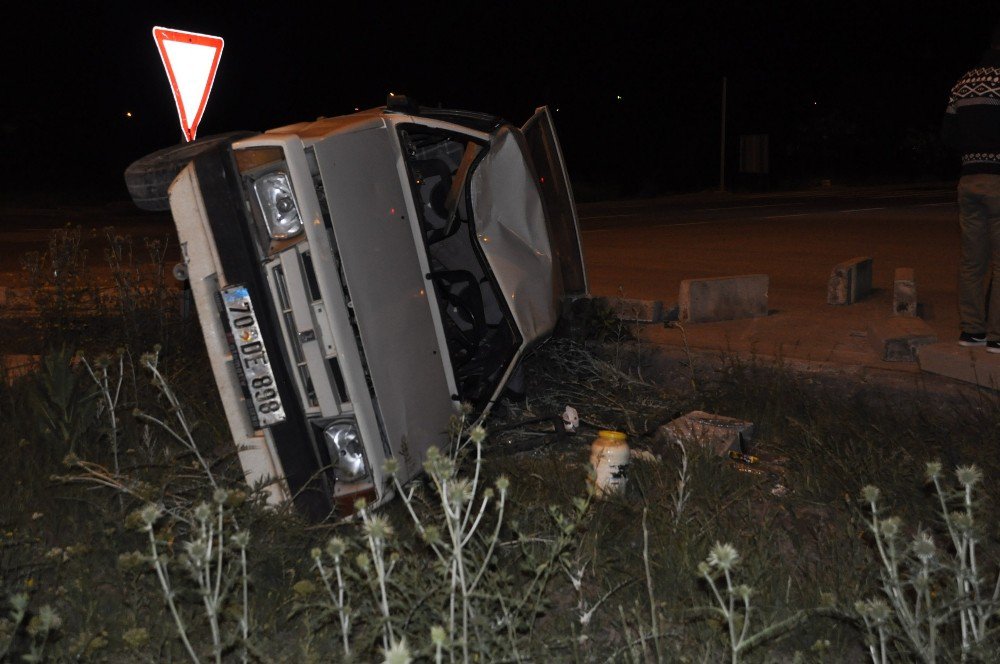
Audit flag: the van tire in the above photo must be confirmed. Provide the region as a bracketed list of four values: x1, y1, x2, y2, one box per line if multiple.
[124, 131, 257, 211]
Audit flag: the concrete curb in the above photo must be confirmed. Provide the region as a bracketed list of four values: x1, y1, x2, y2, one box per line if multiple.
[867, 317, 938, 362]
[678, 274, 768, 323]
[827, 257, 873, 305]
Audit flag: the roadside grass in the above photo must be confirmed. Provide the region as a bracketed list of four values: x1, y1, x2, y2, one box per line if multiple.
[2, 228, 999, 661]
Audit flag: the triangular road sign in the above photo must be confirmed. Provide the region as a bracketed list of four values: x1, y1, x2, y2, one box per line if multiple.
[152, 26, 224, 142]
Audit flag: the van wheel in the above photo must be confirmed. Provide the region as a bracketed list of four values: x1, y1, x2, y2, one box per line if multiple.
[123, 131, 257, 211]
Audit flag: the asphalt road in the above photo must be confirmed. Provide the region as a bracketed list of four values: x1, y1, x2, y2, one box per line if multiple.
[578, 184, 961, 368]
[0, 183, 962, 369]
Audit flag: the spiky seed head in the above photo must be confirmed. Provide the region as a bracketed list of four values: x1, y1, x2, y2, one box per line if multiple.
[231, 531, 250, 549]
[469, 424, 487, 444]
[955, 465, 982, 487]
[707, 542, 739, 571]
[139, 503, 162, 528]
[735, 585, 753, 601]
[430, 625, 446, 646]
[212, 489, 229, 505]
[860, 485, 880, 504]
[193, 502, 212, 522]
[355, 552, 371, 571]
[449, 479, 473, 508]
[326, 537, 347, 558]
[879, 517, 902, 539]
[354, 497, 368, 512]
[383, 458, 400, 476]
[364, 515, 393, 541]
[951, 511, 975, 533]
[925, 461, 942, 481]
[863, 598, 891, 623]
[422, 525, 442, 545]
[912, 532, 936, 562]
[310, 547, 322, 560]
[383, 638, 412, 664]
[185, 541, 208, 561]
[495, 475, 510, 492]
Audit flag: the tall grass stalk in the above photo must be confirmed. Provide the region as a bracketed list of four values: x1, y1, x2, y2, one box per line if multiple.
[136, 347, 218, 490]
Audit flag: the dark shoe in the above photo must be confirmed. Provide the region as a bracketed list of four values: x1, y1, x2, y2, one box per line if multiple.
[988, 340, 1000, 354]
[959, 332, 986, 346]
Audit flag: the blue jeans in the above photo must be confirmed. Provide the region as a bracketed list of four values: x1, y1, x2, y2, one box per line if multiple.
[958, 174, 1000, 339]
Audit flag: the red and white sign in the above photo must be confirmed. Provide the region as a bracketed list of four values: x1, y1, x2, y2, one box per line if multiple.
[152, 26, 224, 142]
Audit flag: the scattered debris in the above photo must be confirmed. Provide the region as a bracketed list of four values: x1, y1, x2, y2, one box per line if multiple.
[561, 405, 580, 433]
[656, 410, 754, 457]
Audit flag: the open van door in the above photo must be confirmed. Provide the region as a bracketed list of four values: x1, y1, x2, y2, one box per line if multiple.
[521, 106, 588, 297]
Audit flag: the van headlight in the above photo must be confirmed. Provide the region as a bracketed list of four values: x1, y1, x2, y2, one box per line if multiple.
[252, 171, 303, 240]
[234, 147, 305, 254]
[322, 420, 369, 482]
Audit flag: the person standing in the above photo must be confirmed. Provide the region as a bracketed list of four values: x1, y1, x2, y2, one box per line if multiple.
[944, 25, 1000, 353]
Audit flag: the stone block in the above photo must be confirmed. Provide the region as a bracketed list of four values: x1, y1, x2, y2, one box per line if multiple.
[893, 267, 917, 317]
[606, 296, 663, 323]
[656, 410, 754, 456]
[867, 317, 937, 361]
[678, 274, 768, 323]
[918, 342, 1000, 389]
[827, 256, 873, 305]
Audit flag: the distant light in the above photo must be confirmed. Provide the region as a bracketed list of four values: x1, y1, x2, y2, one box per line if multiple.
[616, 95, 622, 101]
[539, 176, 545, 184]
[812, 101, 818, 106]
[390, 207, 396, 215]
[555, 108, 560, 112]
[125, 111, 133, 118]
[354, 107, 360, 111]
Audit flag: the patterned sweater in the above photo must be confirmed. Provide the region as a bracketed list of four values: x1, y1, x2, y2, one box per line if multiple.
[944, 50, 1000, 175]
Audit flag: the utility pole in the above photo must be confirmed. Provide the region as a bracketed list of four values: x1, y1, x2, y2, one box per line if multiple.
[719, 76, 727, 193]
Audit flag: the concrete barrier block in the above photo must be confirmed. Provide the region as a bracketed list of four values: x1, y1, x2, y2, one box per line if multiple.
[867, 317, 937, 361]
[656, 410, 754, 456]
[678, 274, 768, 323]
[893, 267, 917, 317]
[918, 342, 1000, 389]
[606, 296, 663, 323]
[827, 256, 873, 305]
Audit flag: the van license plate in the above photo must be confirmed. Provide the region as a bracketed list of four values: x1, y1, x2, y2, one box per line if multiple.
[219, 285, 286, 428]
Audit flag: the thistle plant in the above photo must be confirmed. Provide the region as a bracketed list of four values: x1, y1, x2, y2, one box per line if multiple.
[311, 537, 352, 658]
[388, 415, 508, 663]
[696, 542, 824, 663]
[857, 463, 1000, 663]
[126, 488, 250, 664]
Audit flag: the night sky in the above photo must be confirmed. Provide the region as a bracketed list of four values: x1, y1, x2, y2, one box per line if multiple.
[5, 1, 1000, 202]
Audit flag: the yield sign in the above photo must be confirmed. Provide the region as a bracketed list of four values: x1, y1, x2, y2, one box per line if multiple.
[152, 26, 224, 142]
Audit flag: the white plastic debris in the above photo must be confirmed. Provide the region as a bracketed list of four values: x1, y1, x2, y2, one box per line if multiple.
[561, 405, 580, 433]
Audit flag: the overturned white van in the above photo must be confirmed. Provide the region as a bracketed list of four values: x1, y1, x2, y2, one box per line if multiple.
[125, 95, 587, 519]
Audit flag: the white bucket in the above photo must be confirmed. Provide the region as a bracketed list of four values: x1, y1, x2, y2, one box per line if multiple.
[589, 430, 629, 497]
